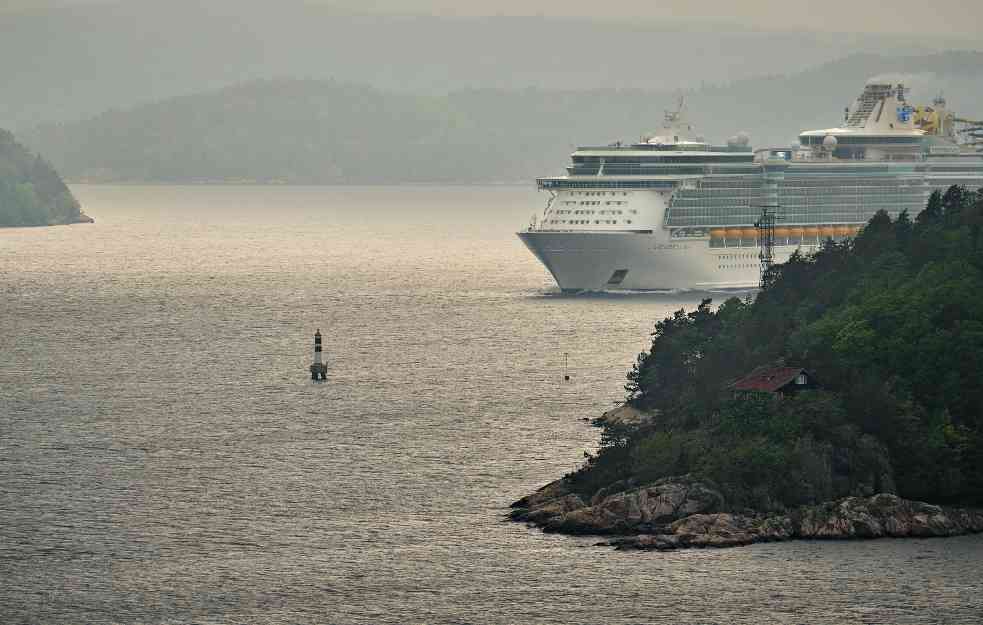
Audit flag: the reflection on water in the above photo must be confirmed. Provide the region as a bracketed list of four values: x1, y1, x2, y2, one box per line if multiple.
[1, 185, 980, 625]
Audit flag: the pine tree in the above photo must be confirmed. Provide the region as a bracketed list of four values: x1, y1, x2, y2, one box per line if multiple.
[941, 185, 968, 228]
[917, 190, 943, 226]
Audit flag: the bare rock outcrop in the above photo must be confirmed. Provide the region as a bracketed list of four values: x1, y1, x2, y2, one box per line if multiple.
[793, 493, 983, 539]
[512, 475, 724, 535]
[594, 404, 656, 428]
[511, 476, 983, 551]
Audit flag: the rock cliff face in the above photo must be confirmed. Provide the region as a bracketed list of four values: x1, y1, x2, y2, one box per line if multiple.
[511, 476, 983, 551]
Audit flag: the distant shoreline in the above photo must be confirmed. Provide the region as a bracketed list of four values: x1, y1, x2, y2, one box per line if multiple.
[0, 212, 94, 229]
[66, 180, 534, 187]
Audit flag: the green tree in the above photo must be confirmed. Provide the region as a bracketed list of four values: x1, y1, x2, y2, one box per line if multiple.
[587, 186, 983, 510]
[0, 128, 80, 227]
[917, 189, 943, 226]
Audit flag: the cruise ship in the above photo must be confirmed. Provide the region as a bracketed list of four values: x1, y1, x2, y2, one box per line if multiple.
[518, 82, 983, 292]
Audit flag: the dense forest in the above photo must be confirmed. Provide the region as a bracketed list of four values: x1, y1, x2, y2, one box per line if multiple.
[572, 185, 983, 512]
[0, 129, 82, 227]
[21, 51, 983, 184]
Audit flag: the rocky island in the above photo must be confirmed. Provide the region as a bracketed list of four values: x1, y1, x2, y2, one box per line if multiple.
[0, 129, 90, 227]
[513, 186, 983, 550]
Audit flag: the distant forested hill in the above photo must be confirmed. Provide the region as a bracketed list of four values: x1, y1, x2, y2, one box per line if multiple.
[0, 129, 83, 227]
[21, 51, 983, 185]
[2, 2, 978, 129]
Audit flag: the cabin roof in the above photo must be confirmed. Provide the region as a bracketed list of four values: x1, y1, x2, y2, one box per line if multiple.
[731, 367, 808, 393]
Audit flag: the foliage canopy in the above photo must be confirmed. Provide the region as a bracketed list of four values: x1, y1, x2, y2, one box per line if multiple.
[578, 186, 983, 510]
[0, 129, 80, 227]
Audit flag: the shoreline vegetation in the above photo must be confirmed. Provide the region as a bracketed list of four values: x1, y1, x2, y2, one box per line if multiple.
[0, 129, 89, 228]
[512, 185, 983, 550]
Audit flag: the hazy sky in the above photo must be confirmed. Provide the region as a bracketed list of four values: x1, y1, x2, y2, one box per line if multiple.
[7, 0, 983, 35]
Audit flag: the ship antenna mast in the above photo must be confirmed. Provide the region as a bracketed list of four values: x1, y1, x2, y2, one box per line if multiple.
[754, 205, 778, 289]
[755, 156, 787, 289]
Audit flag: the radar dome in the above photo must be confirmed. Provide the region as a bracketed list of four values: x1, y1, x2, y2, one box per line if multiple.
[823, 134, 838, 148]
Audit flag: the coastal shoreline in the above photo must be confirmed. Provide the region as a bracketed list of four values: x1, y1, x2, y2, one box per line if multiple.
[65, 180, 532, 187]
[510, 474, 983, 551]
[0, 212, 94, 229]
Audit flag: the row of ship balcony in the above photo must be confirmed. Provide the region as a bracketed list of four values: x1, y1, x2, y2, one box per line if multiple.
[674, 224, 864, 248]
[562, 163, 924, 176]
[567, 165, 758, 176]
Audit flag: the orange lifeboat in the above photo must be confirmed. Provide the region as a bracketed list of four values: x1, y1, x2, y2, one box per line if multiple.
[834, 225, 854, 237]
[774, 226, 792, 238]
[819, 225, 837, 239]
[787, 226, 805, 239]
[710, 228, 727, 239]
[725, 228, 744, 240]
[739, 227, 758, 239]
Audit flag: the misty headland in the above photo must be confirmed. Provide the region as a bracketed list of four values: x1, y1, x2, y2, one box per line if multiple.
[0, 129, 89, 227]
[17, 51, 983, 185]
[4, 3, 983, 186]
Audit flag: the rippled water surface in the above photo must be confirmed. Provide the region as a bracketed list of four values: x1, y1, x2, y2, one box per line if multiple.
[2, 185, 982, 625]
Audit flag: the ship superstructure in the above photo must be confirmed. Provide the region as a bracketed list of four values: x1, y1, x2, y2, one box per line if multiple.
[518, 82, 983, 291]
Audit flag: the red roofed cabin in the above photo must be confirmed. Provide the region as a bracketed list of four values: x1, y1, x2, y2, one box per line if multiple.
[731, 367, 816, 399]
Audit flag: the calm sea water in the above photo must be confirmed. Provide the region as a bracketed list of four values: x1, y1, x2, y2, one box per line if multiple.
[2, 185, 981, 625]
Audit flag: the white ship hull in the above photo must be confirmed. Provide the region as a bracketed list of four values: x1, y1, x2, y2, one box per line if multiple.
[518, 230, 802, 292]
[517, 82, 983, 292]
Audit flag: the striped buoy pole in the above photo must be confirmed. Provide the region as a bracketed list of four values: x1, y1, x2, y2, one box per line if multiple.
[310, 329, 327, 382]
